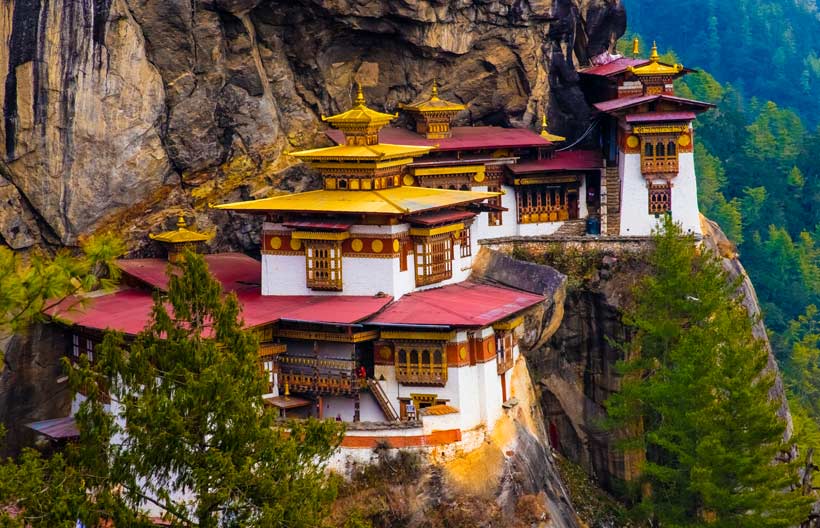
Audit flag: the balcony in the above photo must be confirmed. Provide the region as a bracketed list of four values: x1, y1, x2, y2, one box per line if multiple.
[395, 365, 448, 386]
[641, 156, 678, 175]
[279, 371, 362, 395]
[258, 343, 287, 359]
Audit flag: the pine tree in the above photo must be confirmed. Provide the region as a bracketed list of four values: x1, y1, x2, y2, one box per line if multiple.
[607, 217, 813, 526]
[1, 252, 345, 527]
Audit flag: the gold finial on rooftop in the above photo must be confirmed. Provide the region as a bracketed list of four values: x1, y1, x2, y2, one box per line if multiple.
[650, 41, 659, 62]
[176, 213, 187, 229]
[431, 79, 439, 100]
[539, 114, 566, 143]
[354, 82, 366, 106]
[632, 37, 640, 58]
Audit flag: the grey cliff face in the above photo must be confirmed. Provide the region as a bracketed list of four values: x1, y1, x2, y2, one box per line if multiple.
[0, 0, 625, 250]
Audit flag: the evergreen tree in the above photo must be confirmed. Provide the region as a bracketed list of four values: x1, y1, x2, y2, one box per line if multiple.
[607, 217, 813, 526]
[1, 252, 345, 527]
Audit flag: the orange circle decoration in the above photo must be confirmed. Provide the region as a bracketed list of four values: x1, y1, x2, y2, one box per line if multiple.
[459, 346, 467, 360]
[678, 134, 691, 147]
[351, 239, 364, 252]
[392, 239, 400, 252]
[379, 346, 392, 360]
[371, 239, 384, 253]
[473, 171, 486, 183]
[626, 135, 640, 149]
[402, 174, 415, 186]
[290, 238, 302, 251]
[269, 236, 282, 250]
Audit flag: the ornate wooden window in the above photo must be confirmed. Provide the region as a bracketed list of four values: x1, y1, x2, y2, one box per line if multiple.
[487, 184, 503, 226]
[516, 184, 575, 224]
[305, 240, 343, 291]
[495, 331, 515, 375]
[414, 233, 453, 286]
[70, 333, 95, 362]
[458, 226, 471, 258]
[648, 182, 672, 214]
[641, 136, 679, 174]
[395, 342, 447, 386]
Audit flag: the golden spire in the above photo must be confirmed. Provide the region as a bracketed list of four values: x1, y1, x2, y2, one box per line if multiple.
[539, 114, 566, 143]
[632, 37, 640, 58]
[627, 41, 684, 77]
[650, 41, 659, 62]
[354, 82, 366, 107]
[431, 79, 439, 100]
[176, 213, 187, 229]
[149, 212, 212, 244]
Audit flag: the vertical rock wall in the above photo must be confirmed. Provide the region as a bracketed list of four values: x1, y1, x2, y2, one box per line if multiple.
[0, 0, 626, 251]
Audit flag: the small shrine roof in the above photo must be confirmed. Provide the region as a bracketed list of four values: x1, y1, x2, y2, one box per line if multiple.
[625, 111, 697, 123]
[214, 187, 498, 216]
[594, 94, 713, 114]
[368, 281, 544, 328]
[508, 150, 604, 175]
[579, 57, 649, 78]
[627, 42, 685, 77]
[117, 253, 261, 293]
[149, 214, 212, 244]
[399, 81, 466, 114]
[290, 142, 433, 162]
[321, 84, 397, 129]
[327, 126, 552, 152]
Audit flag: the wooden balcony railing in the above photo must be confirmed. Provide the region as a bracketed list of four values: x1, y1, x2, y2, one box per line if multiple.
[641, 156, 678, 175]
[518, 206, 570, 224]
[258, 343, 287, 359]
[279, 371, 362, 395]
[395, 365, 448, 386]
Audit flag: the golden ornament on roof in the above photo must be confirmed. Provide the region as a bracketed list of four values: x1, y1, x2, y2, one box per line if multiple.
[149, 213, 213, 244]
[627, 41, 684, 76]
[400, 80, 466, 114]
[539, 115, 566, 143]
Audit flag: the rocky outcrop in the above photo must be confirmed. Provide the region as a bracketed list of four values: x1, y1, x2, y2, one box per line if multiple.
[0, 0, 625, 251]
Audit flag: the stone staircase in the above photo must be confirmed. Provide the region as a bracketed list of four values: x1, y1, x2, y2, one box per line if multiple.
[554, 219, 587, 237]
[366, 378, 399, 422]
[605, 166, 621, 236]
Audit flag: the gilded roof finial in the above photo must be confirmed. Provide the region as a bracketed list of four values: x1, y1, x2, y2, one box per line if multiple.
[539, 114, 566, 143]
[431, 79, 439, 100]
[541, 114, 548, 133]
[354, 82, 366, 107]
[632, 37, 640, 58]
[176, 213, 187, 230]
[650, 41, 659, 62]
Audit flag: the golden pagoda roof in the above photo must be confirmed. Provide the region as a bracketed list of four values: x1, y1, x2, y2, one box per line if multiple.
[628, 42, 684, 76]
[321, 84, 397, 129]
[149, 214, 213, 244]
[539, 115, 566, 143]
[290, 142, 433, 162]
[214, 186, 498, 216]
[400, 80, 466, 114]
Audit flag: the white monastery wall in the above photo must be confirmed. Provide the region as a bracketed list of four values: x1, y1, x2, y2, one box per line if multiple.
[672, 153, 702, 236]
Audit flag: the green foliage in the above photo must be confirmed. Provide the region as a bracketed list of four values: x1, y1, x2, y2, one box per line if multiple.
[607, 218, 813, 526]
[0, 234, 125, 368]
[1, 252, 344, 527]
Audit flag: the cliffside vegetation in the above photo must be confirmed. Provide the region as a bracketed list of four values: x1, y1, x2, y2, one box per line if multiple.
[0, 253, 344, 527]
[607, 218, 813, 526]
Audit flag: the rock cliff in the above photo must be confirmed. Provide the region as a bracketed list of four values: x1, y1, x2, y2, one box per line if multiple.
[0, 0, 625, 251]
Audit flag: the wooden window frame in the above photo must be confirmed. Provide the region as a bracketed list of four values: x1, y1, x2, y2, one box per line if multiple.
[641, 135, 679, 174]
[394, 341, 448, 386]
[487, 184, 503, 226]
[458, 226, 471, 258]
[305, 240, 343, 291]
[648, 182, 672, 215]
[414, 233, 453, 287]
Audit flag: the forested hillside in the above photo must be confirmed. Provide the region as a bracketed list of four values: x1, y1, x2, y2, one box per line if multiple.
[616, 16, 820, 445]
[624, 0, 820, 122]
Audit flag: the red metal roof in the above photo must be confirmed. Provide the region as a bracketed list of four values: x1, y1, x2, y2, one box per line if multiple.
[282, 220, 354, 231]
[48, 288, 393, 335]
[508, 150, 604, 175]
[369, 281, 544, 327]
[118, 253, 260, 293]
[235, 292, 393, 327]
[327, 126, 552, 152]
[26, 416, 79, 439]
[594, 94, 714, 114]
[405, 210, 477, 226]
[625, 111, 696, 123]
[579, 57, 649, 77]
